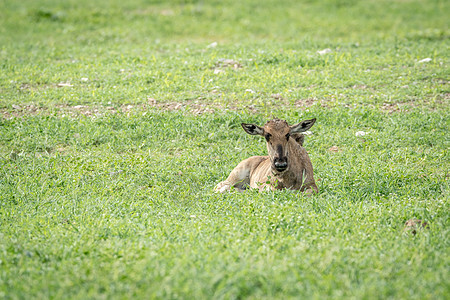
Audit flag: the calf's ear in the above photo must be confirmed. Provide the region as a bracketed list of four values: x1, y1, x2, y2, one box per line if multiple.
[291, 133, 305, 146]
[241, 123, 264, 136]
[290, 118, 316, 133]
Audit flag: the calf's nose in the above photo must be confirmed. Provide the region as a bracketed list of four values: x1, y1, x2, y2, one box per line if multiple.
[274, 158, 288, 171]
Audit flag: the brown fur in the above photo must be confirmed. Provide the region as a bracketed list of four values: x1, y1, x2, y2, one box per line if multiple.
[291, 133, 305, 146]
[403, 219, 429, 235]
[215, 118, 318, 194]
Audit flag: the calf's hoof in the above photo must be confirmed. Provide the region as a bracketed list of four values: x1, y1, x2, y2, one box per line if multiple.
[214, 182, 231, 193]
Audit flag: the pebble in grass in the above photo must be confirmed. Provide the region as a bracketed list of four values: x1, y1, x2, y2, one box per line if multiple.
[418, 58, 432, 63]
[403, 219, 430, 235]
[317, 48, 332, 55]
[328, 146, 341, 152]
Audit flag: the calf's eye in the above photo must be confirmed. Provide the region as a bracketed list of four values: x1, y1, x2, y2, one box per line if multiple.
[286, 133, 290, 140]
[265, 133, 271, 141]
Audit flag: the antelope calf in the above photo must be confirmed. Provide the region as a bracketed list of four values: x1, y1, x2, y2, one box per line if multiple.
[215, 118, 318, 194]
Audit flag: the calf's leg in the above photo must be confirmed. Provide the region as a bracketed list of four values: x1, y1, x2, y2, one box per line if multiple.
[214, 156, 266, 193]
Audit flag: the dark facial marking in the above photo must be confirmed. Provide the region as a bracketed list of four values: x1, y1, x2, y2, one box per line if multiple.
[276, 144, 283, 157]
[265, 133, 271, 142]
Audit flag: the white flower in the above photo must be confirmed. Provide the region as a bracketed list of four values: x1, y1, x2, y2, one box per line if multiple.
[355, 131, 368, 137]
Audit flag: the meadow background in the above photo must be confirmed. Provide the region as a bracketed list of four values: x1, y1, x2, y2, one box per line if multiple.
[0, 0, 449, 298]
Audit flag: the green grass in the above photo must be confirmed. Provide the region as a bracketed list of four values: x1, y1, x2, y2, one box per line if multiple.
[0, 0, 449, 299]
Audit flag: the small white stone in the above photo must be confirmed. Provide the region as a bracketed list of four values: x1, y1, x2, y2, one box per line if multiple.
[207, 42, 218, 48]
[418, 58, 432, 63]
[317, 48, 332, 55]
[57, 82, 73, 87]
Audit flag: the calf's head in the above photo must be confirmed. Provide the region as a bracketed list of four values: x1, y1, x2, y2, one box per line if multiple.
[242, 118, 316, 173]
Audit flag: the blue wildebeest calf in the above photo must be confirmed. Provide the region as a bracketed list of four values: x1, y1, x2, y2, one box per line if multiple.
[215, 118, 318, 194]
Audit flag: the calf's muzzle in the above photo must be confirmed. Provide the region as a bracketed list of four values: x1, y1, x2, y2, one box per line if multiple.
[273, 157, 288, 172]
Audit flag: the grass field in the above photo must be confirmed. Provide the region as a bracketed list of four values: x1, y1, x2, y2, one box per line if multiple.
[1, 0, 449, 299]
